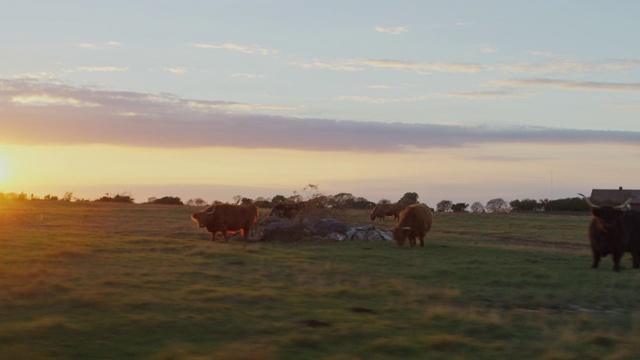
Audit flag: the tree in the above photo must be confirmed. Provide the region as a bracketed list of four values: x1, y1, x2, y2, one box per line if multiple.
[399, 192, 419, 207]
[271, 195, 286, 205]
[451, 203, 469, 212]
[253, 197, 272, 208]
[232, 195, 242, 205]
[149, 196, 184, 205]
[96, 193, 134, 203]
[62, 192, 73, 202]
[510, 198, 539, 211]
[486, 198, 510, 213]
[436, 200, 452, 212]
[187, 198, 207, 206]
[333, 193, 355, 208]
[470, 202, 485, 213]
[240, 197, 253, 205]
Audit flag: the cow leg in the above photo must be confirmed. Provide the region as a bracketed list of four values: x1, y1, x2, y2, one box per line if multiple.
[419, 236, 425, 247]
[612, 252, 622, 272]
[210, 233, 216, 241]
[591, 251, 600, 269]
[633, 251, 640, 269]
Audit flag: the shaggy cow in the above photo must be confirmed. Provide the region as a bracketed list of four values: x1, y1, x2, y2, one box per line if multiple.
[369, 202, 403, 221]
[392, 204, 433, 247]
[580, 193, 640, 271]
[191, 204, 259, 241]
[269, 202, 307, 219]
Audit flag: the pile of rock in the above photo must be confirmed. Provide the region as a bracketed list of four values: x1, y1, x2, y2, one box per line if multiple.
[256, 216, 393, 242]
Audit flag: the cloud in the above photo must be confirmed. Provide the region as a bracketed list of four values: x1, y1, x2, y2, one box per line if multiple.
[231, 73, 264, 79]
[76, 41, 121, 50]
[493, 78, 640, 92]
[289, 60, 364, 72]
[499, 58, 640, 74]
[164, 67, 187, 74]
[1, 79, 640, 152]
[291, 58, 489, 74]
[191, 42, 278, 56]
[373, 26, 409, 35]
[11, 94, 100, 107]
[337, 89, 527, 103]
[72, 66, 129, 73]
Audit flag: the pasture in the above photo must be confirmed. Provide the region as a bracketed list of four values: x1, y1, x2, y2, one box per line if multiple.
[2, 201, 640, 359]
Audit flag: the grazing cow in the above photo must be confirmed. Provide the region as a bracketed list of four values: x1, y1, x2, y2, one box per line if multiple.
[580, 193, 640, 271]
[191, 204, 259, 241]
[392, 204, 433, 247]
[369, 202, 403, 221]
[269, 202, 307, 219]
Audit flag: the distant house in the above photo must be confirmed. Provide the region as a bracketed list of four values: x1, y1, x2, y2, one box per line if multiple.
[589, 187, 640, 210]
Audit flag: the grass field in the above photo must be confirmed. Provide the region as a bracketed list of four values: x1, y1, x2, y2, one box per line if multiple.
[2, 201, 640, 359]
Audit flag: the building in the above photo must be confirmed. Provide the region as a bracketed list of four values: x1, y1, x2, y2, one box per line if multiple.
[589, 187, 640, 210]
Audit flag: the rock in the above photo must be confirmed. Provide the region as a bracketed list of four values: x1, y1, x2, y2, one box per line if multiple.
[260, 220, 306, 242]
[311, 218, 350, 237]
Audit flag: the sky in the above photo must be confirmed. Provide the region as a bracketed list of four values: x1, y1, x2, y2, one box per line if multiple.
[1, 0, 640, 206]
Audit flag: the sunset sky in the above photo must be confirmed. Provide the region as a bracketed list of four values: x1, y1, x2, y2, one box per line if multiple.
[2, 1, 640, 206]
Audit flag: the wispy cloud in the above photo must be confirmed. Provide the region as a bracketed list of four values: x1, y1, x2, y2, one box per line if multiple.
[292, 58, 489, 74]
[72, 66, 129, 73]
[191, 42, 278, 56]
[231, 73, 264, 79]
[1, 79, 639, 152]
[499, 58, 640, 74]
[336, 94, 430, 104]
[338, 89, 528, 103]
[164, 67, 187, 74]
[481, 46, 496, 53]
[76, 41, 121, 50]
[11, 94, 100, 107]
[289, 60, 363, 72]
[493, 78, 640, 92]
[373, 26, 409, 35]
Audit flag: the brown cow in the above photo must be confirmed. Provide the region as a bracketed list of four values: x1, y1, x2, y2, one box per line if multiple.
[392, 204, 433, 247]
[580, 194, 640, 271]
[191, 204, 258, 241]
[369, 202, 403, 221]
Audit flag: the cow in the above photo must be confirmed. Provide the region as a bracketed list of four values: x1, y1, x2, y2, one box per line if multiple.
[269, 201, 307, 219]
[579, 193, 640, 271]
[369, 202, 403, 221]
[391, 204, 433, 247]
[191, 204, 259, 241]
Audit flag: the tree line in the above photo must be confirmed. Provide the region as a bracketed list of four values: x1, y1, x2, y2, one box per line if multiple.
[0, 189, 591, 213]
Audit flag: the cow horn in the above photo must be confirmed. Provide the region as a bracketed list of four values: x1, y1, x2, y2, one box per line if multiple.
[578, 193, 600, 209]
[206, 205, 217, 215]
[614, 198, 633, 210]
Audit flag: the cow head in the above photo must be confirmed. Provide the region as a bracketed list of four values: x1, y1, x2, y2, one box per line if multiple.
[579, 194, 630, 232]
[392, 226, 411, 247]
[191, 206, 216, 228]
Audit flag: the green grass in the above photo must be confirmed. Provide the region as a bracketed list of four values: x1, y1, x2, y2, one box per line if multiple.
[2, 201, 640, 359]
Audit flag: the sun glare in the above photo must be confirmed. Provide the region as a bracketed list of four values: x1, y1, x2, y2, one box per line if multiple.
[0, 158, 7, 182]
